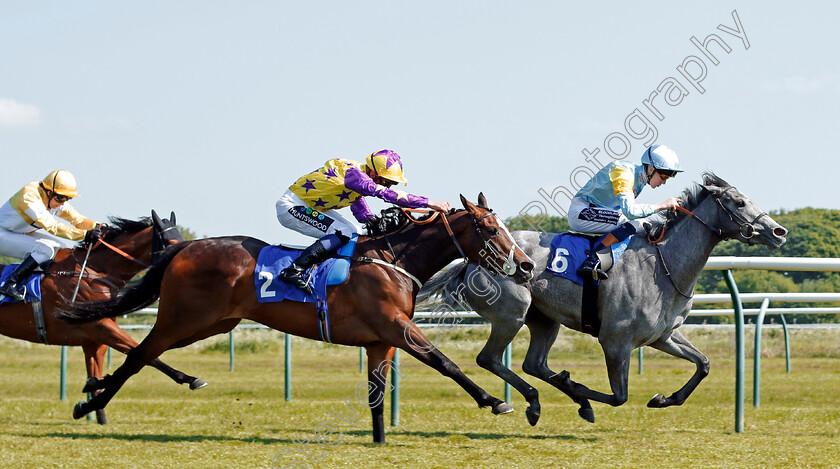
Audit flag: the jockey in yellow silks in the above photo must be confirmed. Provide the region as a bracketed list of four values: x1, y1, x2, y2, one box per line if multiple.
[0, 170, 104, 301]
[570, 145, 684, 280]
[275, 150, 450, 292]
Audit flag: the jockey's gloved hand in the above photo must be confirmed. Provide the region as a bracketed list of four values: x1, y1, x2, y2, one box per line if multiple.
[84, 228, 103, 245]
[363, 216, 381, 235]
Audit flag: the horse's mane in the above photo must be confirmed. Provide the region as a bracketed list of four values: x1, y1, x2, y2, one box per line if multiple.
[645, 172, 731, 236]
[364, 206, 461, 237]
[72, 216, 152, 248]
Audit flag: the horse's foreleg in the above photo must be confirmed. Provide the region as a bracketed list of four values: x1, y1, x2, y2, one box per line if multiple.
[81, 343, 108, 424]
[395, 317, 511, 415]
[646, 329, 710, 408]
[476, 321, 541, 425]
[522, 308, 594, 422]
[365, 344, 397, 444]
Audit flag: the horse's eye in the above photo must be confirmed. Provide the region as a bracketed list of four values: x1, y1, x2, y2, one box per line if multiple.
[489, 228, 499, 236]
[735, 199, 746, 208]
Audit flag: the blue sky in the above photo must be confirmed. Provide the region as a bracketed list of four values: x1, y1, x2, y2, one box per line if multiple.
[1, 1, 837, 243]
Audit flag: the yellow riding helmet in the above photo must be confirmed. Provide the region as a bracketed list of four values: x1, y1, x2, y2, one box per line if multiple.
[41, 169, 79, 198]
[366, 150, 408, 185]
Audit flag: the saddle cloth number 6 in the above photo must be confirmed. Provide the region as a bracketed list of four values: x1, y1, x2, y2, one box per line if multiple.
[551, 248, 570, 273]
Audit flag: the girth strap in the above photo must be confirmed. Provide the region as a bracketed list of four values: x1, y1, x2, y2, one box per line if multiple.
[316, 297, 332, 344]
[32, 299, 48, 345]
[349, 256, 423, 288]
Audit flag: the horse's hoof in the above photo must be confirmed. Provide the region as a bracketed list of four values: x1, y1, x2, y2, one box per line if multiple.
[82, 377, 100, 393]
[190, 378, 208, 390]
[647, 393, 667, 408]
[525, 406, 540, 426]
[95, 409, 107, 425]
[578, 407, 595, 423]
[492, 402, 515, 415]
[72, 401, 88, 420]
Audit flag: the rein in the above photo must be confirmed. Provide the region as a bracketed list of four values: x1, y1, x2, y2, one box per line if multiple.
[355, 207, 507, 288]
[94, 238, 149, 268]
[402, 208, 470, 260]
[63, 226, 151, 302]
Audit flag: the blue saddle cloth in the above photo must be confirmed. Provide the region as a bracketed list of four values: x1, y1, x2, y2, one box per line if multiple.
[545, 232, 631, 286]
[254, 234, 358, 304]
[0, 264, 42, 305]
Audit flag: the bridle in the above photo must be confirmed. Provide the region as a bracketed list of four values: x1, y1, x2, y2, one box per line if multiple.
[402, 207, 518, 276]
[647, 186, 772, 298]
[648, 187, 770, 244]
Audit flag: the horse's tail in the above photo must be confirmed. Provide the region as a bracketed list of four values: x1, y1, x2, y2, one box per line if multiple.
[416, 262, 470, 306]
[57, 241, 192, 324]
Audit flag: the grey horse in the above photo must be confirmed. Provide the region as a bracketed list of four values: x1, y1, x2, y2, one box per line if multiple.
[418, 173, 788, 424]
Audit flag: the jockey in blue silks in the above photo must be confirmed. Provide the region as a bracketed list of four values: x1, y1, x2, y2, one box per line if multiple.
[569, 144, 684, 280]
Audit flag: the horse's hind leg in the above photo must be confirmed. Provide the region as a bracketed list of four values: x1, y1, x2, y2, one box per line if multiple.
[550, 338, 633, 410]
[476, 318, 541, 425]
[83, 320, 206, 392]
[522, 307, 595, 422]
[73, 327, 188, 419]
[365, 343, 397, 444]
[646, 329, 710, 408]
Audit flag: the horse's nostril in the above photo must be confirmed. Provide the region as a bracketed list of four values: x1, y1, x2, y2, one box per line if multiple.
[773, 227, 787, 238]
[521, 262, 534, 272]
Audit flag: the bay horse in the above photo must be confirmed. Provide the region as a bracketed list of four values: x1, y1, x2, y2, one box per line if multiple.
[60, 194, 535, 443]
[0, 211, 205, 424]
[419, 173, 788, 425]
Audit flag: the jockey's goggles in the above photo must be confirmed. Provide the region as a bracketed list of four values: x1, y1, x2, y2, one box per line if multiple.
[656, 169, 678, 180]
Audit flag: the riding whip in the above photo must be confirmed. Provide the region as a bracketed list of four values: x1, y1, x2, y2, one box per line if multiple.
[70, 242, 93, 304]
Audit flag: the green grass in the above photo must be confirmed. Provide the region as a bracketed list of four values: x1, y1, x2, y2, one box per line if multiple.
[0, 326, 838, 468]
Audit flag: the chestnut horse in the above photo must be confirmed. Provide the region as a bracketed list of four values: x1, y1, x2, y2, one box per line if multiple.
[61, 194, 534, 443]
[0, 211, 205, 424]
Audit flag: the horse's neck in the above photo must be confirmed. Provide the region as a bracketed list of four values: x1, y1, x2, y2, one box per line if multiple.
[370, 217, 465, 283]
[82, 237, 152, 284]
[658, 197, 722, 290]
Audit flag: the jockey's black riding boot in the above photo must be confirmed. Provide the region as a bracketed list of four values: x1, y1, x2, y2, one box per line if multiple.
[577, 222, 637, 281]
[577, 249, 609, 280]
[0, 255, 39, 301]
[278, 233, 346, 294]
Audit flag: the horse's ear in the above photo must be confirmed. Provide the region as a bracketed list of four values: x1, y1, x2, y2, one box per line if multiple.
[460, 194, 478, 213]
[151, 210, 162, 226]
[477, 192, 487, 208]
[170, 211, 176, 225]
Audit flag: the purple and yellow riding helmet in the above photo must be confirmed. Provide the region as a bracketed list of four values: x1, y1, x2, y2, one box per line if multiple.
[366, 150, 408, 185]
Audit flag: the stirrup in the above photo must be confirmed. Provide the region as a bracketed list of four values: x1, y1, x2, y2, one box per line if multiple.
[0, 282, 24, 301]
[278, 267, 314, 295]
[577, 260, 608, 281]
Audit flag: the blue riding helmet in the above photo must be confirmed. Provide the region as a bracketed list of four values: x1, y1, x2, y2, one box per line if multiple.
[642, 145, 683, 177]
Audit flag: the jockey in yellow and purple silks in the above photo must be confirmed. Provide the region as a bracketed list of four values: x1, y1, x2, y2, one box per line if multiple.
[275, 150, 450, 292]
[570, 145, 684, 280]
[0, 170, 104, 301]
